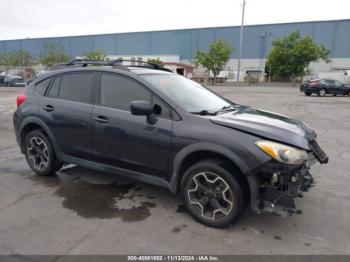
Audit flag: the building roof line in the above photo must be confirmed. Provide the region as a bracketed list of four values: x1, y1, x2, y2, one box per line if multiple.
[0, 18, 349, 42]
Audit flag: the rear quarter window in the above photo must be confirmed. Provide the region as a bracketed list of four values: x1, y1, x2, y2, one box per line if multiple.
[35, 78, 51, 95]
[47, 76, 61, 98]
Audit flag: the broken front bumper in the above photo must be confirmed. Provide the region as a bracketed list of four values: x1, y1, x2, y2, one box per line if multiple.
[247, 142, 328, 216]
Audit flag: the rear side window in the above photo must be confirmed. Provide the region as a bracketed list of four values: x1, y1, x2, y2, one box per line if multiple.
[59, 72, 94, 103]
[100, 74, 151, 111]
[47, 76, 61, 98]
[35, 78, 51, 95]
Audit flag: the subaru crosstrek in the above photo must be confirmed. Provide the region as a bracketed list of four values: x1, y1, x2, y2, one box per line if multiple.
[13, 59, 329, 227]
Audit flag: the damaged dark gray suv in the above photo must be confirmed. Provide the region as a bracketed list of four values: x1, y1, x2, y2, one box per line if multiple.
[13, 59, 328, 227]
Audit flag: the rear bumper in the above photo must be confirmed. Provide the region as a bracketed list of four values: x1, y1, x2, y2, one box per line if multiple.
[13, 111, 22, 148]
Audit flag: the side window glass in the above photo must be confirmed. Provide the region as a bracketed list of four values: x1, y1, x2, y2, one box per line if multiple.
[59, 72, 94, 103]
[335, 80, 342, 86]
[47, 76, 61, 98]
[152, 96, 171, 119]
[35, 78, 51, 95]
[100, 74, 151, 111]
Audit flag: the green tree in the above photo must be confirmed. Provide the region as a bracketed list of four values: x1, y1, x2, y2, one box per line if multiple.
[0, 53, 9, 66]
[194, 38, 234, 78]
[40, 43, 70, 67]
[82, 49, 108, 61]
[266, 31, 330, 85]
[147, 58, 164, 67]
[1, 50, 34, 66]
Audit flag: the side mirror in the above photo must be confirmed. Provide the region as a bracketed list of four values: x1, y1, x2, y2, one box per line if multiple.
[130, 100, 157, 125]
[130, 100, 152, 116]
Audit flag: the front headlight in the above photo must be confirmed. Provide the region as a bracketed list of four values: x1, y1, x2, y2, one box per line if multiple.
[255, 140, 308, 165]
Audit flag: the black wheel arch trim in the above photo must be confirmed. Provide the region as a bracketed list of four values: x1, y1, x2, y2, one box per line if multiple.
[19, 116, 63, 158]
[169, 142, 250, 193]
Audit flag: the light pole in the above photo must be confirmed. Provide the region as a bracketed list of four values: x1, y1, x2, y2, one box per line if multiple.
[236, 0, 246, 85]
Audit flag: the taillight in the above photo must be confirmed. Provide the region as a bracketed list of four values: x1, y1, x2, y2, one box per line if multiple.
[309, 82, 318, 88]
[16, 94, 27, 108]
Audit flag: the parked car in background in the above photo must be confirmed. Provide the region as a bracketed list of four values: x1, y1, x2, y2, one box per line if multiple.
[4, 74, 25, 87]
[0, 69, 26, 87]
[300, 78, 350, 96]
[0, 74, 5, 86]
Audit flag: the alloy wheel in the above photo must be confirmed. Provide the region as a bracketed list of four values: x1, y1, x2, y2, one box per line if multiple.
[187, 172, 234, 220]
[319, 89, 326, 96]
[27, 137, 49, 171]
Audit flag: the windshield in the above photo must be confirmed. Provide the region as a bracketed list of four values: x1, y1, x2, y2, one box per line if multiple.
[141, 74, 231, 113]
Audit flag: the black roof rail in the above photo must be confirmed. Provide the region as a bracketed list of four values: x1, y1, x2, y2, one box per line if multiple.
[49, 58, 173, 73]
[112, 59, 173, 72]
[48, 59, 130, 71]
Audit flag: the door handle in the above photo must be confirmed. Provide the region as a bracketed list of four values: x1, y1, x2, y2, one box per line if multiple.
[43, 105, 54, 112]
[94, 116, 109, 124]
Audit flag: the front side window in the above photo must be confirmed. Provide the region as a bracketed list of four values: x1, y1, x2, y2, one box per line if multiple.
[59, 72, 94, 103]
[152, 95, 171, 119]
[100, 74, 151, 111]
[334, 80, 343, 86]
[141, 74, 230, 113]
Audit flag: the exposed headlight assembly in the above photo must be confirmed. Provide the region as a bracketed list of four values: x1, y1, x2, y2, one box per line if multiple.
[255, 140, 308, 165]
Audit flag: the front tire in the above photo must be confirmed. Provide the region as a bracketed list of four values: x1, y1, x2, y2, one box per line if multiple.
[181, 159, 244, 228]
[24, 130, 62, 176]
[304, 92, 311, 96]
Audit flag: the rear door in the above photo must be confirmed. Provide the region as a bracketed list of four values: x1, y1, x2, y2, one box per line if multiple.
[40, 71, 95, 159]
[91, 73, 173, 177]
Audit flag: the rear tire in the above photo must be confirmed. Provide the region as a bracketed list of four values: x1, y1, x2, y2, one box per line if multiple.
[318, 89, 326, 97]
[180, 159, 244, 228]
[304, 92, 311, 96]
[24, 130, 62, 176]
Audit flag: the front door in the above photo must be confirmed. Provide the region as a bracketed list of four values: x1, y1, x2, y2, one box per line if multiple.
[333, 80, 348, 94]
[92, 73, 173, 177]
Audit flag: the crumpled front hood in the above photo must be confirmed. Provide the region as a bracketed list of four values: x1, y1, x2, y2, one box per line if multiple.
[209, 106, 316, 150]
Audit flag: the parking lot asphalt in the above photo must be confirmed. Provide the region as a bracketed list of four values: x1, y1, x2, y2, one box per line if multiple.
[0, 85, 349, 255]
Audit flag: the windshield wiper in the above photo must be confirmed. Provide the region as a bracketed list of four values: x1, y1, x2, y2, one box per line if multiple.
[191, 105, 240, 116]
[214, 105, 240, 115]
